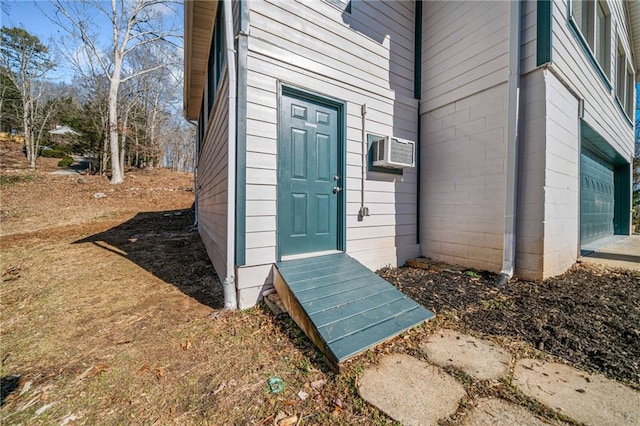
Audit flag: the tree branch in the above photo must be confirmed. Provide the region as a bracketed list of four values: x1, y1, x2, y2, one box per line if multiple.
[49, 1, 110, 74]
[120, 63, 169, 83]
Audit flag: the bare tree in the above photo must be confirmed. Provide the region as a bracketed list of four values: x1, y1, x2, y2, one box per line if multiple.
[49, 0, 180, 183]
[121, 43, 183, 169]
[165, 120, 195, 172]
[0, 27, 56, 169]
[80, 73, 111, 174]
[61, 39, 112, 174]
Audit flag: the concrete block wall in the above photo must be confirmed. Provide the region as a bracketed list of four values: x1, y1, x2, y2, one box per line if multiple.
[516, 70, 546, 278]
[541, 70, 580, 276]
[420, 83, 509, 272]
[516, 68, 579, 280]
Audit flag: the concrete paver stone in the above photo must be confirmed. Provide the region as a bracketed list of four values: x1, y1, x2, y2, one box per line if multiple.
[422, 329, 512, 380]
[358, 354, 465, 426]
[513, 358, 640, 426]
[461, 398, 552, 426]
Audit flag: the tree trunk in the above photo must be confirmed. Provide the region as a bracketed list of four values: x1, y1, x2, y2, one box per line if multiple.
[134, 131, 139, 168]
[22, 96, 36, 169]
[120, 107, 128, 175]
[27, 135, 36, 169]
[101, 135, 109, 175]
[108, 58, 124, 184]
[148, 100, 158, 169]
[120, 142, 126, 173]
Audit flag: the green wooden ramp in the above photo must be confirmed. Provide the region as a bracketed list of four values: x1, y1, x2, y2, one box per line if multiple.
[274, 254, 434, 370]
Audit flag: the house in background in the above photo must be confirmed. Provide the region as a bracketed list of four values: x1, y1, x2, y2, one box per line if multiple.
[184, 0, 638, 310]
[48, 125, 81, 147]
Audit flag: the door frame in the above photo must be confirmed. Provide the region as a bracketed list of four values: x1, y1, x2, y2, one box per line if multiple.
[276, 82, 347, 261]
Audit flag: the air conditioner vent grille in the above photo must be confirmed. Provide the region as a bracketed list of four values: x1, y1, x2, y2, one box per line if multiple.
[371, 136, 415, 169]
[389, 138, 413, 164]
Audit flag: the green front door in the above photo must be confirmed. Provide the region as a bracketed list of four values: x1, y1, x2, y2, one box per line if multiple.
[580, 148, 615, 245]
[278, 92, 341, 258]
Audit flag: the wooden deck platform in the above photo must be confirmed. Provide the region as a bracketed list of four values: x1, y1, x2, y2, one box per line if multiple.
[274, 254, 434, 370]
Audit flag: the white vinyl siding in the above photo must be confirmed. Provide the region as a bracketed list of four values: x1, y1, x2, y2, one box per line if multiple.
[198, 75, 229, 281]
[553, 0, 635, 159]
[322, 0, 350, 14]
[569, 0, 611, 78]
[243, 0, 419, 273]
[420, 1, 510, 113]
[520, 0, 538, 73]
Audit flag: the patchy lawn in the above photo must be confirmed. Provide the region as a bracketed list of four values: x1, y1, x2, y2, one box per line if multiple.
[1, 141, 638, 424]
[0, 159, 400, 425]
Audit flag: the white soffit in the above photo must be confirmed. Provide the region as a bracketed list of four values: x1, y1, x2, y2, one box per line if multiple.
[184, 0, 218, 119]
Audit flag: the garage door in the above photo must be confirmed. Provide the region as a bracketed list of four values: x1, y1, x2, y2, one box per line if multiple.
[580, 149, 614, 245]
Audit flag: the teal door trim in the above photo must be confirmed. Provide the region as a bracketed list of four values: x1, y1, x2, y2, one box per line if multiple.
[537, 0, 552, 66]
[277, 83, 346, 261]
[613, 163, 631, 235]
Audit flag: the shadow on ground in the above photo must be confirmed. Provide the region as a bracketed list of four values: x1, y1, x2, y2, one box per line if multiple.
[73, 207, 224, 309]
[585, 251, 640, 263]
[0, 375, 20, 406]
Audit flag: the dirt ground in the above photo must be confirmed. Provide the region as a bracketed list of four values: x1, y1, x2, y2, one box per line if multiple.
[1, 140, 639, 425]
[379, 263, 640, 388]
[1, 142, 399, 425]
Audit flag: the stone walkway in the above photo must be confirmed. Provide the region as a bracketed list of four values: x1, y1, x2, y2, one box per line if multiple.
[358, 329, 640, 425]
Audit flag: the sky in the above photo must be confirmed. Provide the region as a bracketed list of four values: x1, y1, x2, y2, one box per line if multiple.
[1, 1, 62, 43]
[1, 0, 183, 83]
[2, 1, 113, 82]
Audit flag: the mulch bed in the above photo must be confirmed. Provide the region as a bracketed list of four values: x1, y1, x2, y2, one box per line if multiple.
[378, 261, 640, 388]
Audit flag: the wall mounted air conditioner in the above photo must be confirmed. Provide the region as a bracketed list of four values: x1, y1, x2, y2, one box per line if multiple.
[371, 136, 415, 168]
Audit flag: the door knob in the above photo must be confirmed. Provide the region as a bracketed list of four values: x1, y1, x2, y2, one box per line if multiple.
[333, 186, 342, 194]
